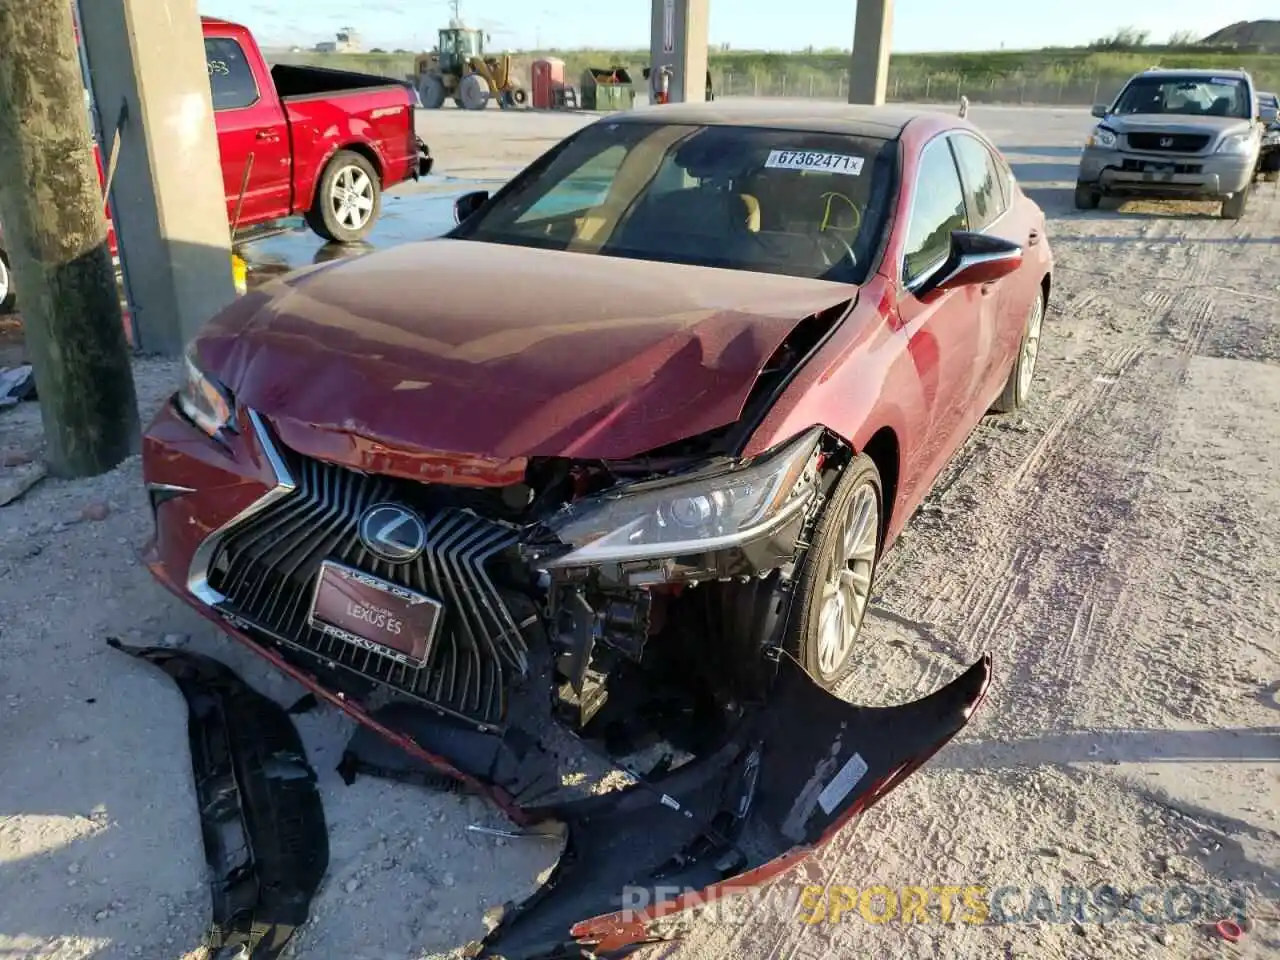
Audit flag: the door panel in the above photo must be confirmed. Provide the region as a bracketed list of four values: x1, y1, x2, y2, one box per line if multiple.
[948, 132, 1019, 411]
[896, 136, 981, 491]
[205, 35, 292, 228]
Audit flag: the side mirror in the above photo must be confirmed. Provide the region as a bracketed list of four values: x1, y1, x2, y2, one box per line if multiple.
[914, 231, 1023, 298]
[453, 189, 490, 224]
[1090, 104, 1108, 119]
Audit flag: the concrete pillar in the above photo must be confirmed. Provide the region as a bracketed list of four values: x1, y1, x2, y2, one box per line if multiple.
[649, 0, 709, 104]
[848, 0, 895, 106]
[76, 0, 235, 356]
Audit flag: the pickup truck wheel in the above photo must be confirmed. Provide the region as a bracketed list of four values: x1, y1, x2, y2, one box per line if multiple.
[784, 454, 883, 691]
[0, 248, 14, 314]
[1221, 187, 1249, 220]
[306, 151, 382, 244]
[1074, 182, 1101, 210]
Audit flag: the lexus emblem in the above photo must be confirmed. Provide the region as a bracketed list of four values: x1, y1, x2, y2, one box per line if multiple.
[1159, 136, 1174, 148]
[358, 503, 427, 562]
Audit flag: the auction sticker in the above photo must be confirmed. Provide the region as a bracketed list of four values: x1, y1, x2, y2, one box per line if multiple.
[765, 150, 865, 176]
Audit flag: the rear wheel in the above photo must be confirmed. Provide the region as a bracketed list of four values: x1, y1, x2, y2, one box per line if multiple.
[784, 454, 883, 690]
[418, 74, 446, 109]
[1221, 187, 1249, 220]
[1073, 182, 1100, 210]
[0, 248, 14, 314]
[304, 150, 381, 244]
[991, 288, 1045, 414]
[458, 73, 490, 110]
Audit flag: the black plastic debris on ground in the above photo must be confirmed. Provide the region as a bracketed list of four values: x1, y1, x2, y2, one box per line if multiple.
[108, 638, 329, 960]
[0, 364, 35, 409]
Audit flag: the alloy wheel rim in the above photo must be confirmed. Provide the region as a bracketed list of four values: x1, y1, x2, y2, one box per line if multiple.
[330, 166, 375, 230]
[1018, 295, 1044, 399]
[816, 484, 879, 677]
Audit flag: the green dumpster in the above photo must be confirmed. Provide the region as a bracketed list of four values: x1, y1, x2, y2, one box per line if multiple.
[580, 67, 636, 111]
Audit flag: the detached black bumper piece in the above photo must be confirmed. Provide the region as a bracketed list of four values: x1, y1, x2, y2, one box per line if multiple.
[473, 656, 990, 959]
[337, 652, 991, 960]
[108, 639, 329, 960]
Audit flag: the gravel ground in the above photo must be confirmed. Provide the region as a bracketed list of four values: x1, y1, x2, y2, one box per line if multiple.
[1, 103, 1278, 960]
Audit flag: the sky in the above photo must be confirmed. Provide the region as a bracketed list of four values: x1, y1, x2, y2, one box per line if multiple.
[202, 0, 1277, 54]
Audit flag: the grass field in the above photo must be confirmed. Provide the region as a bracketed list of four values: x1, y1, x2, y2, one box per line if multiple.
[271, 44, 1280, 105]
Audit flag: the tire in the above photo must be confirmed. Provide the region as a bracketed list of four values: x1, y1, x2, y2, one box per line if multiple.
[458, 73, 490, 110]
[0, 248, 14, 315]
[418, 74, 446, 109]
[304, 150, 382, 244]
[991, 287, 1045, 414]
[1073, 182, 1100, 210]
[783, 454, 883, 690]
[1221, 187, 1249, 220]
[511, 87, 528, 106]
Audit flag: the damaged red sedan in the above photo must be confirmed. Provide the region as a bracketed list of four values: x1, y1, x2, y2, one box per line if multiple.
[141, 102, 1050, 958]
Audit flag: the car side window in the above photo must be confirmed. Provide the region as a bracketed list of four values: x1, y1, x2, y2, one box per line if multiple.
[950, 133, 1007, 231]
[206, 38, 259, 111]
[902, 137, 970, 286]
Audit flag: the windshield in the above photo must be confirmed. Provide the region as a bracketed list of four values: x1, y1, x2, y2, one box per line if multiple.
[449, 121, 897, 285]
[1112, 75, 1252, 119]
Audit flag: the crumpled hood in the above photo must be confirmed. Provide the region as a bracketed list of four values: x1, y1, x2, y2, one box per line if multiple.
[197, 239, 854, 467]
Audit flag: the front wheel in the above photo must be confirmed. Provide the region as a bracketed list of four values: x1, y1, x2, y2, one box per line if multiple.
[0, 249, 14, 314]
[1221, 187, 1249, 220]
[304, 150, 382, 244]
[1073, 182, 1100, 210]
[784, 454, 883, 690]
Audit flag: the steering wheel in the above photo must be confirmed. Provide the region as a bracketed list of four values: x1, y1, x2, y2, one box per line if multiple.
[814, 231, 857, 269]
[746, 230, 858, 272]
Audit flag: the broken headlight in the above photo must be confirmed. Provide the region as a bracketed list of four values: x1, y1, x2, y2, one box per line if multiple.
[176, 345, 235, 438]
[543, 427, 823, 567]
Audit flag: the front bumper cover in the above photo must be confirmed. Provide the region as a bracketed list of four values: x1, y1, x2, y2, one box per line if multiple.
[1078, 146, 1254, 198]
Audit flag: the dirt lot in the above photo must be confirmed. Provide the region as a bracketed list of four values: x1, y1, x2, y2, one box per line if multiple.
[1, 103, 1277, 960]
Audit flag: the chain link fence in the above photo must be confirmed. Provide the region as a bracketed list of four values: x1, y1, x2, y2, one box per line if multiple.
[715, 69, 1280, 105]
[268, 51, 1280, 109]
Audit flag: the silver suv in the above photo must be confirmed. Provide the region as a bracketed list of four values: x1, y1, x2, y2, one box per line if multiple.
[1075, 68, 1263, 219]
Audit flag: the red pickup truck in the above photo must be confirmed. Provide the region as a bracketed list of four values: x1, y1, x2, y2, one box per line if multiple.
[0, 15, 431, 313]
[203, 16, 431, 243]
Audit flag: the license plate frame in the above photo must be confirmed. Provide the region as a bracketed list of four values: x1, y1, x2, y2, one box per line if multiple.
[307, 560, 443, 668]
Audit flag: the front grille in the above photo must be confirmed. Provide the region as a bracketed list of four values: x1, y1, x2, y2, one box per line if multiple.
[1126, 132, 1210, 153]
[1120, 159, 1203, 174]
[207, 452, 528, 727]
